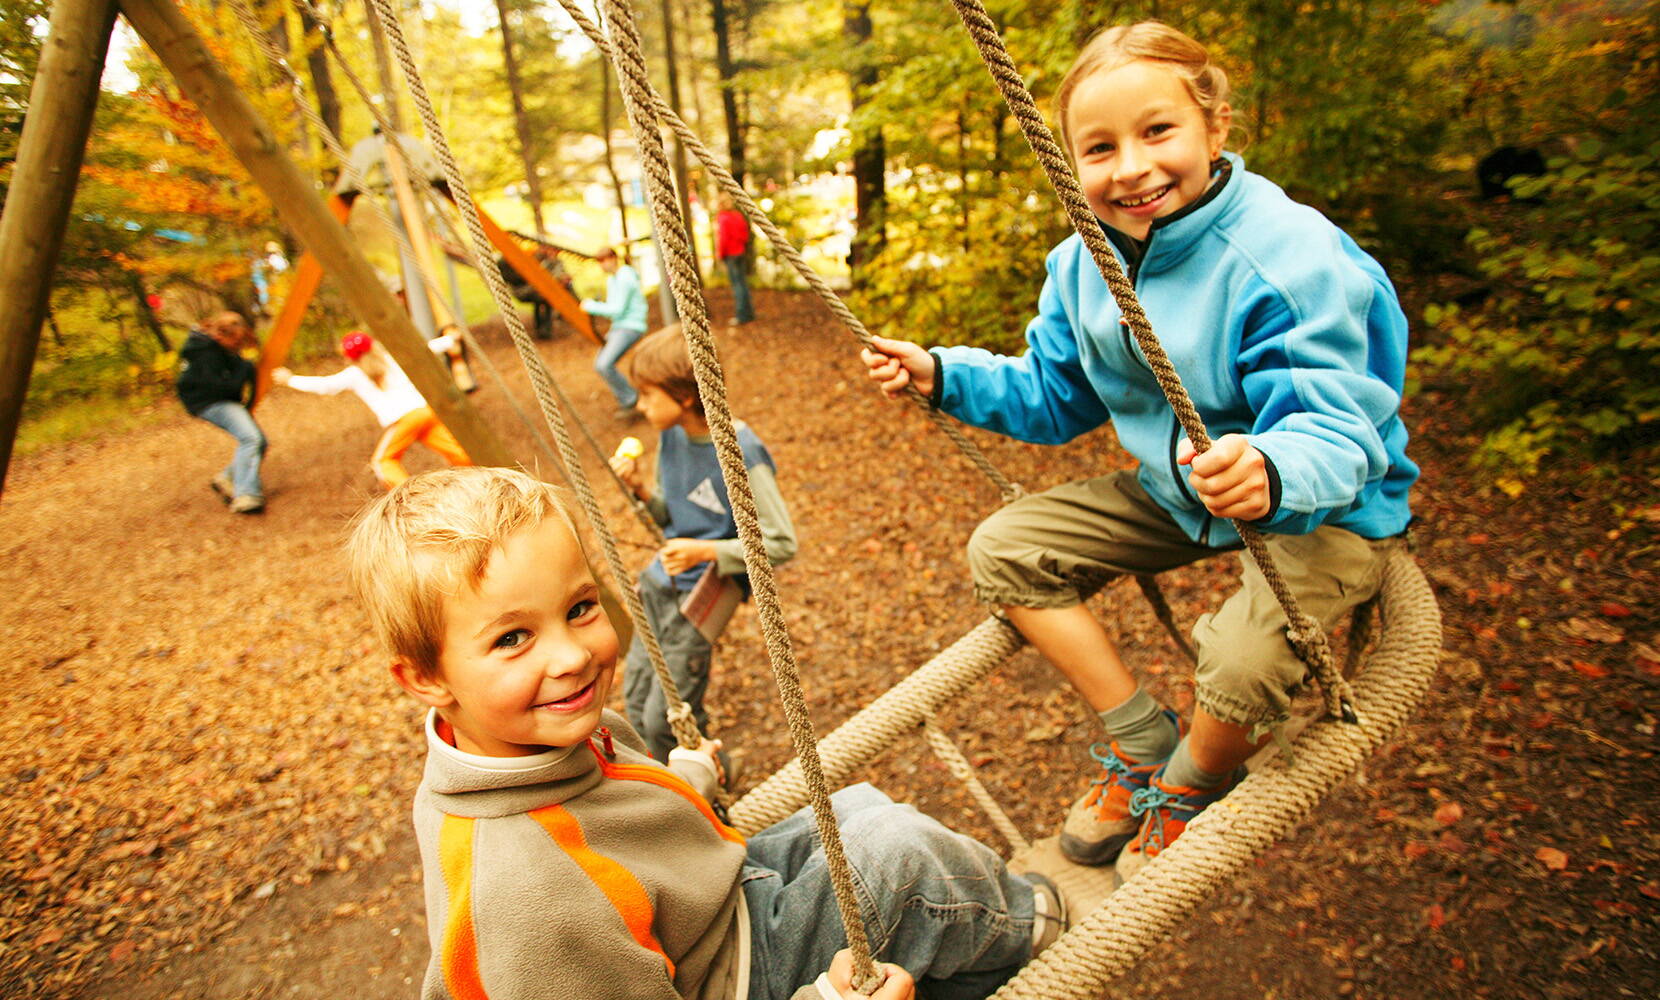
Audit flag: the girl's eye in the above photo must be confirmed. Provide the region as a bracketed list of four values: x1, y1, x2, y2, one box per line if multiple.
[567, 599, 599, 624]
[1147, 122, 1174, 137]
[1084, 141, 1113, 156]
[494, 628, 531, 650]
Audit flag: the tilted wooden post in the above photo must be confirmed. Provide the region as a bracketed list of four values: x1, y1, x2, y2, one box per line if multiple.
[118, 0, 516, 469]
[0, 0, 118, 498]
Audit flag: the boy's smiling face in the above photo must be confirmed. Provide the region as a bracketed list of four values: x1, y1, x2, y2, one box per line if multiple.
[396, 515, 619, 757]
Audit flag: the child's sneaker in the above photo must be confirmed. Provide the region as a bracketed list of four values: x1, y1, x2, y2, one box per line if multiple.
[1113, 765, 1245, 882]
[229, 494, 265, 514]
[210, 473, 234, 503]
[1057, 709, 1181, 866]
[1023, 871, 1068, 958]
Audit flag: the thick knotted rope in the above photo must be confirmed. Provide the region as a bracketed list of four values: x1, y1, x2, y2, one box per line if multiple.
[948, 0, 1358, 724]
[360, 0, 703, 753]
[596, 0, 884, 987]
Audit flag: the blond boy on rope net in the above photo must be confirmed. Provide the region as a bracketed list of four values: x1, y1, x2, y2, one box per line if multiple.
[862, 21, 1418, 884]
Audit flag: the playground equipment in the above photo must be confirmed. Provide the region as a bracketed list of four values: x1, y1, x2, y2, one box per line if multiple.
[0, 2, 1442, 997]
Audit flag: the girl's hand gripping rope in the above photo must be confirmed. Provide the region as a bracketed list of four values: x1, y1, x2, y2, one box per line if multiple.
[1177, 433, 1272, 521]
[860, 336, 936, 400]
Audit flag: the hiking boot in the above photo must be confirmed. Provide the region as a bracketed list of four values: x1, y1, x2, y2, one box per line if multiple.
[1113, 765, 1246, 882]
[1024, 871, 1068, 958]
[1057, 710, 1181, 866]
[210, 473, 235, 503]
[229, 494, 265, 514]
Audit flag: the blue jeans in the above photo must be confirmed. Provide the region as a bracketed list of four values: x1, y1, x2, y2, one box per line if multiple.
[623, 573, 713, 761]
[723, 255, 754, 324]
[594, 325, 645, 407]
[197, 400, 266, 500]
[742, 785, 1033, 1000]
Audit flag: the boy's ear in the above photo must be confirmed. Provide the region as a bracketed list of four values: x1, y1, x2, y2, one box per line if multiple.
[389, 660, 455, 709]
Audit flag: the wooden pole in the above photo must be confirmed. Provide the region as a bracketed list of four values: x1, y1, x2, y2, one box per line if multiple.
[0, 0, 117, 498]
[118, 0, 516, 469]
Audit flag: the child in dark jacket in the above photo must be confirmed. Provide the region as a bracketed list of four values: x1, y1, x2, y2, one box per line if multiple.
[176, 310, 267, 514]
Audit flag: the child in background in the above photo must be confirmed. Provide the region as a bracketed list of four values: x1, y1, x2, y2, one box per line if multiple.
[714, 194, 755, 326]
[608, 325, 796, 764]
[273, 331, 470, 490]
[862, 20, 1416, 880]
[346, 466, 1063, 1000]
[581, 246, 650, 419]
[177, 310, 267, 514]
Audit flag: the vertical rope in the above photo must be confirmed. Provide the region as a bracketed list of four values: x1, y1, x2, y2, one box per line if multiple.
[947, 0, 1357, 724]
[597, 0, 881, 989]
[359, 0, 704, 752]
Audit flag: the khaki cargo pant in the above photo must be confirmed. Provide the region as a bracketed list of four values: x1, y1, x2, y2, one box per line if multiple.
[966, 470, 1400, 730]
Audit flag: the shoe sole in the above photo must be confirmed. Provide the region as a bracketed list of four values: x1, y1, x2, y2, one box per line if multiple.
[1058, 829, 1136, 867]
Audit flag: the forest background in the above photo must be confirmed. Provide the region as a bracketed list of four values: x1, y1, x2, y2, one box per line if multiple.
[2, 0, 1657, 496]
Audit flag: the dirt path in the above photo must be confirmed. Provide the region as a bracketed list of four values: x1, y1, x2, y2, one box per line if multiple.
[2, 289, 1653, 998]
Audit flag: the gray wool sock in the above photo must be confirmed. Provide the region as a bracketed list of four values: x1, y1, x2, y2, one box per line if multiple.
[1097, 688, 1178, 764]
[1159, 736, 1230, 790]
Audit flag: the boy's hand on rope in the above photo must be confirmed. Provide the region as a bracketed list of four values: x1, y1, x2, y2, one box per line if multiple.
[271, 367, 293, 386]
[1177, 433, 1272, 521]
[659, 538, 718, 576]
[820, 949, 916, 999]
[861, 336, 935, 399]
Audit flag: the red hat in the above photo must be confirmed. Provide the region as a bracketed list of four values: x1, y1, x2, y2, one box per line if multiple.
[340, 331, 374, 361]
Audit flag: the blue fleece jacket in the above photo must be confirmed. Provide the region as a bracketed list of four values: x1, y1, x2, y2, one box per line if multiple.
[934, 154, 1416, 547]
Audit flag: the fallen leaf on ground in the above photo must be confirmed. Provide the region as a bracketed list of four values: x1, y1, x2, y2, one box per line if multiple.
[1536, 846, 1570, 871]
[1434, 801, 1464, 826]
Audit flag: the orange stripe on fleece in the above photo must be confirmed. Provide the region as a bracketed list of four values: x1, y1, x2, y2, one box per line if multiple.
[529, 805, 674, 978]
[438, 814, 489, 1000]
[588, 743, 745, 845]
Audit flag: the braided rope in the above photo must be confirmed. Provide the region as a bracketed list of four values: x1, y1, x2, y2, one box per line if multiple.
[284, 0, 661, 536]
[360, 0, 702, 752]
[992, 548, 1439, 997]
[922, 721, 1030, 854]
[550, 0, 1021, 505]
[595, 0, 885, 986]
[948, 0, 1358, 724]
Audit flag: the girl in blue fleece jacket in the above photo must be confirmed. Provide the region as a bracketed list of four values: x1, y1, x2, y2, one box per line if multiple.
[862, 21, 1418, 879]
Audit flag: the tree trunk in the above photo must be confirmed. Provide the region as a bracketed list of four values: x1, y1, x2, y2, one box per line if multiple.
[708, 0, 745, 188]
[843, 1, 884, 285]
[255, 2, 311, 158]
[493, 0, 547, 236]
[0, 0, 115, 494]
[599, 58, 631, 245]
[298, 4, 342, 145]
[657, 0, 700, 277]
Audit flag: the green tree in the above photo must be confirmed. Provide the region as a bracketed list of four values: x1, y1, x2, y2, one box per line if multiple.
[1415, 0, 1660, 489]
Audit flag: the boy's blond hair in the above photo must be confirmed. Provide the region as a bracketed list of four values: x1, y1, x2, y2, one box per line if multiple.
[347, 467, 581, 679]
[1056, 21, 1233, 159]
[624, 324, 701, 415]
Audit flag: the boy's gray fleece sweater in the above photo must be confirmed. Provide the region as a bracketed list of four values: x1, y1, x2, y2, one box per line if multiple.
[412, 709, 828, 1000]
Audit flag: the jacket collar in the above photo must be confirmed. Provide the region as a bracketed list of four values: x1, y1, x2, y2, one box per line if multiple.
[420, 708, 608, 816]
[1097, 152, 1241, 282]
